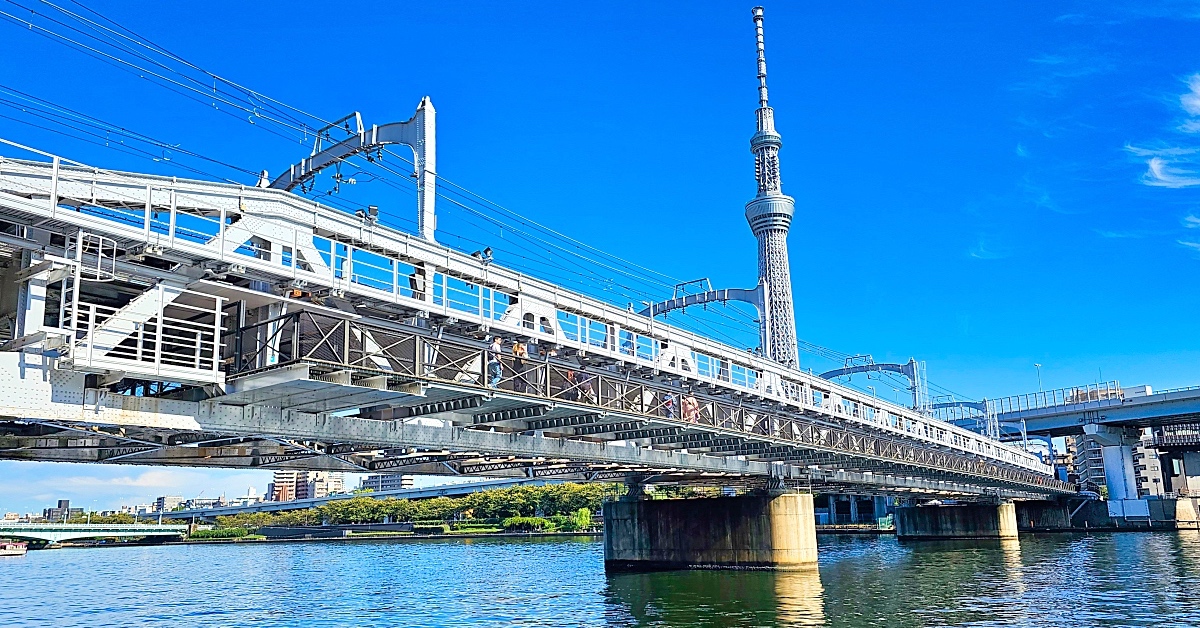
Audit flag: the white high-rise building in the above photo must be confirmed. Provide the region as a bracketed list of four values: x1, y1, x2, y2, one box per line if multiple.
[360, 474, 415, 492]
[274, 471, 346, 501]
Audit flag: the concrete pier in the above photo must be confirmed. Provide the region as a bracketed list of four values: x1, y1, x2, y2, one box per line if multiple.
[895, 502, 1018, 540]
[603, 493, 818, 571]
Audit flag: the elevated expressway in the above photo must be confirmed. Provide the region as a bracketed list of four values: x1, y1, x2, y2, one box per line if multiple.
[0, 147, 1071, 501]
[989, 383, 1200, 436]
[939, 382, 1200, 500]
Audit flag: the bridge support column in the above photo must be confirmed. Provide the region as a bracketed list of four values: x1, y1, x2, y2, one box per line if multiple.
[1084, 425, 1139, 500]
[895, 502, 1018, 540]
[603, 493, 817, 571]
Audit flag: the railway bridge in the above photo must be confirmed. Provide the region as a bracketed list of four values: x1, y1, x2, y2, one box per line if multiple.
[0, 7, 1071, 571]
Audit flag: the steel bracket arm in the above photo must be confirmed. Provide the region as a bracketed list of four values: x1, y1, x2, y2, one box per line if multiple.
[638, 284, 764, 318]
[818, 358, 917, 382]
[268, 97, 438, 241]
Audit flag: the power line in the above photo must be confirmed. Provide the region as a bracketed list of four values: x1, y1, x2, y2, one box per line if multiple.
[0, 3, 967, 399]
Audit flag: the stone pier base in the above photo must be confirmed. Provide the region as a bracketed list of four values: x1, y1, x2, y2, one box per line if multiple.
[603, 493, 818, 571]
[895, 502, 1018, 540]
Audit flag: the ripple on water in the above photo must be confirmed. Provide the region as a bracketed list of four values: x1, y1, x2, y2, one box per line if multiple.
[0, 532, 1194, 627]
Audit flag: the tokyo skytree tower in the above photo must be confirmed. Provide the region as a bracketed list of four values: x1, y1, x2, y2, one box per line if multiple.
[638, 6, 800, 369]
[745, 6, 799, 367]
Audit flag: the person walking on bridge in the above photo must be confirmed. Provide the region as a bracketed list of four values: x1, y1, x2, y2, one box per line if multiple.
[512, 341, 530, 393]
[486, 337, 504, 388]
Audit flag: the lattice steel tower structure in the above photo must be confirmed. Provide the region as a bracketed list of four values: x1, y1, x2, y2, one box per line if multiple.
[746, 6, 798, 367]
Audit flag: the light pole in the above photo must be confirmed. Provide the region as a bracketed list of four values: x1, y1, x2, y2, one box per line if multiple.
[867, 386, 876, 400]
[1034, 363, 1043, 392]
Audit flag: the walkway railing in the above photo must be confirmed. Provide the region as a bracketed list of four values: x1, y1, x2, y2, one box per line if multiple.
[1151, 424, 1200, 448]
[990, 381, 1123, 415]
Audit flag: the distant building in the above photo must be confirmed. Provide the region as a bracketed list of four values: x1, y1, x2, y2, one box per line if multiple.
[184, 497, 224, 510]
[1133, 437, 1165, 498]
[2, 512, 17, 521]
[155, 496, 184, 512]
[269, 471, 344, 501]
[226, 486, 264, 507]
[298, 472, 345, 500]
[43, 499, 83, 522]
[360, 474, 415, 492]
[269, 470, 302, 502]
[1070, 436, 1107, 493]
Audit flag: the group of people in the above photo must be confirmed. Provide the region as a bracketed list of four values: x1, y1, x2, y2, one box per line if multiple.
[662, 392, 701, 422]
[484, 337, 702, 422]
[486, 336, 547, 393]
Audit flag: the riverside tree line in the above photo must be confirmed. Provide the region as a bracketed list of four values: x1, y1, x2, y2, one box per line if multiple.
[191, 483, 612, 534]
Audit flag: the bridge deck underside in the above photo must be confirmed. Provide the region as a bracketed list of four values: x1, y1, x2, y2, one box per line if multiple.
[0, 350, 1071, 500]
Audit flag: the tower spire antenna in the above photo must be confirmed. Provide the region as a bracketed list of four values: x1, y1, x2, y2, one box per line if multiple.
[753, 6, 769, 108]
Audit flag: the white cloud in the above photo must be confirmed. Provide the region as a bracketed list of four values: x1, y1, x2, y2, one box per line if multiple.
[1184, 215, 1200, 228]
[1179, 240, 1200, 252]
[1095, 229, 1148, 239]
[1141, 157, 1200, 188]
[0, 462, 273, 513]
[969, 238, 1010, 260]
[1125, 144, 1200, 157]
[1182, 74, 1200, 116]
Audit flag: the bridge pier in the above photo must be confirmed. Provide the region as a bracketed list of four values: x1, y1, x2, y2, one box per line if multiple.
[1082, 425, 1140, 500]
[603, 492, 818, 571]
[894, 502, 1018, 540]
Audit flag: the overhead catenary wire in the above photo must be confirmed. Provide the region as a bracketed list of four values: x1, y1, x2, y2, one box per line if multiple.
[0, 2, 967, 398]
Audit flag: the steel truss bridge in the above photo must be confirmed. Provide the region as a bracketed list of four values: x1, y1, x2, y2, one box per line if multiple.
[0, 141, 1071, 501]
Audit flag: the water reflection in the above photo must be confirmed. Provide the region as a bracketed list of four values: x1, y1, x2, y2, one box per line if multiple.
[605, 568, 824, 627]
[999, 537, 1025, 596]
[775, 569, 826, 626]
[1, 533, 1198, 627]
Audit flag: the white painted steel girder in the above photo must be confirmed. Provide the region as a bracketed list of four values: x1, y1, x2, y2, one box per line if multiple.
[0, 144, 1053, 477]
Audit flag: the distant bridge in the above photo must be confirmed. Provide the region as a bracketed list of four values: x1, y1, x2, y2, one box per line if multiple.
[169, 477, 566, 520]
[936, 381, 1200, 502]
[935, 382, 1200, 437]
[0, 523, 187, 543]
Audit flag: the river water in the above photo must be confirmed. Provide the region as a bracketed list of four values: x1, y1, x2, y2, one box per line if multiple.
[1, 532, 1197, 627]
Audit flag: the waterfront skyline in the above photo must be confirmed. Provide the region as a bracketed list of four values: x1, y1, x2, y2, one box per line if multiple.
[1, 1, 1199, 508]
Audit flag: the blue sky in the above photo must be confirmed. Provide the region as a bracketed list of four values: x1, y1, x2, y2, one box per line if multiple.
[0, 1, 1198, 512]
